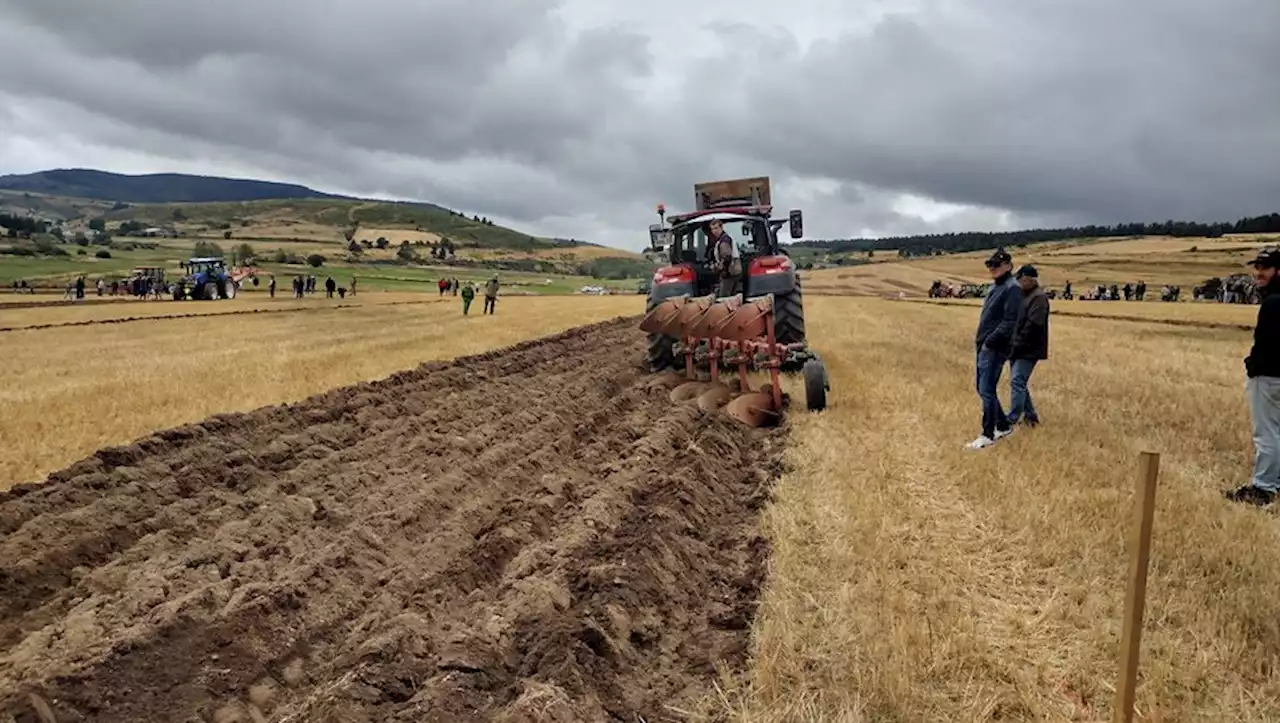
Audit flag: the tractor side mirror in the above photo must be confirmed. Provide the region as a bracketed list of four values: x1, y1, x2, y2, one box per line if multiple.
[648, 224, 669, 252]
[789, 209, 804, 239]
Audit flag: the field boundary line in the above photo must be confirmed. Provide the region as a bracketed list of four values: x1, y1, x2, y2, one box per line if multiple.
[0, 298, 452, 333]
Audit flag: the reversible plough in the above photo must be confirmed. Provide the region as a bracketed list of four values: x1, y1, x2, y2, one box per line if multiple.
[640, 292, 828, 427]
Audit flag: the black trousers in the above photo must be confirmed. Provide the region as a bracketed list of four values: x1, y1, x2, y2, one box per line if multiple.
[484, 296, 496, 314]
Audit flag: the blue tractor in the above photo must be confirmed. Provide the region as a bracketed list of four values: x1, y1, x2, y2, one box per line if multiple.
[176, 257, 238, 300]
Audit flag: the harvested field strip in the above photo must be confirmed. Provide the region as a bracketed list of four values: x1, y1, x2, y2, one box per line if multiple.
[1, 295, 643, 489]
[726, 298, 1280, 721]
[0, 297, 448, 332]
[0, 318, 784, 721]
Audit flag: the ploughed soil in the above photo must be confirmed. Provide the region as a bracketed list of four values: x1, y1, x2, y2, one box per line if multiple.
[0, 317, 784, 722]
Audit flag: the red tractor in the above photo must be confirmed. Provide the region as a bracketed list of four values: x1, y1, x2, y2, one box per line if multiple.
[640, 177, 829, 424]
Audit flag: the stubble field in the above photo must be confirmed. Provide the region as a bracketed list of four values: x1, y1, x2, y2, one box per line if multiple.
[2, 264, 1279, 721]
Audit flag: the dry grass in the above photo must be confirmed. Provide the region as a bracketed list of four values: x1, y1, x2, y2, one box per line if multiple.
[808, 235, 1280, 297]
[722, 297, 1280, 721]
[352, 226, 443, 246]
[0, 291, 440, 329]
[0, 295, 643, 489]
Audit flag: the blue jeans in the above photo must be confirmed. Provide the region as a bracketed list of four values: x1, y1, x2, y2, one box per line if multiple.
[976, 347, 1010, 439]
[1008, 358, 1039, 425]
[1248, 376, 1280, 493]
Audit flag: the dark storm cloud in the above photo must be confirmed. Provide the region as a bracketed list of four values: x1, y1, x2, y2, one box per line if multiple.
[692, 0, 1280, 226]
[0, 0, 1277, 247]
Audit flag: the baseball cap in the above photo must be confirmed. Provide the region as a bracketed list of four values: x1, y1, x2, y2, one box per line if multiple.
[985, 248, 1012, 268]
[1246, 246, 1280, 268]
[1015, 264, 1038, 278]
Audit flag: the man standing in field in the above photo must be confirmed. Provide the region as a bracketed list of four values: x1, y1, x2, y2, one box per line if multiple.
[461, 281, 476, 315]
[967, 249, 1022, 450]
[1226, 247, 1280, 506]
[1008, 265, 1049, 427]
[483, 275, 500, 314]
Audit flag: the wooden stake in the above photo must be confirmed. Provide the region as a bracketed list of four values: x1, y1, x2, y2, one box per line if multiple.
[1113, 451, 1160, 723]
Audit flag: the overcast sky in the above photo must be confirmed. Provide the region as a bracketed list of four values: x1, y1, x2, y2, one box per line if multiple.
[1, 0, 1277, 250]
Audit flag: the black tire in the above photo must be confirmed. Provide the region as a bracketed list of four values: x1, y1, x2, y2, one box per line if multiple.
[202, 281, 217, 301]
[803, 358, 828, 412]
[645, 295, 677, 372]
[774, 276, 806, 345]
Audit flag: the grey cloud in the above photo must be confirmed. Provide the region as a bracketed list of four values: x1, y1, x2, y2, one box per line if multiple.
[1, 0, 1278, 249]
[696, 0, 1280, 226]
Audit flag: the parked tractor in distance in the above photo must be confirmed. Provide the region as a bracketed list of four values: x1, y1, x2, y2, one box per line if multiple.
[640, 176, 829, 426]
[175, 257, 238, 300]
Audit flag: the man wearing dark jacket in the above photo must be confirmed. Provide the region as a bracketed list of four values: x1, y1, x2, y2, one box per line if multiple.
[968, 248, 1022, 450]
[1226, 247, 1280, 506]
[1008, 265, 1049, 427]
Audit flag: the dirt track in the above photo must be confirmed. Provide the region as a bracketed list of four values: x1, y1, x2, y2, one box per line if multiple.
[0, 317, 783, 722]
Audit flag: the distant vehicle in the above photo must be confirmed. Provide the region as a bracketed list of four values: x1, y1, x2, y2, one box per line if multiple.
[130, 267, 167, 284]
[175, 257, 237, 300]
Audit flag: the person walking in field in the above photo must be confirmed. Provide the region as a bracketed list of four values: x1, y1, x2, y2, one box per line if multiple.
[461, 281, 476, 315]
[350, 276, 357, 297]
[268, 275, 276, 298]
[1007, 265, 1049, 428]
[1226, 247, 1280, 506]
[324, 276, 336, 298]
[483, 275, 500, 315]
[967, 249, 1022, 450]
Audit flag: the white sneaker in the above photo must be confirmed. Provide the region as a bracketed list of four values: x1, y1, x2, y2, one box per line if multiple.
[966, 435, 996, 450]
[994, 427, 1015, 441]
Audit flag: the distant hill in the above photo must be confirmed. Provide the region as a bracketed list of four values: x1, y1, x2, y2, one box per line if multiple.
[0, 169, 652, 277]
[0, 169, 348, 204]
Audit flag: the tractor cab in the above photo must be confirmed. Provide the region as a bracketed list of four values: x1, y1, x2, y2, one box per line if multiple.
[644, 176, 810, 371]
[183, 257, 226, 277]
[646, 176, 803, 306]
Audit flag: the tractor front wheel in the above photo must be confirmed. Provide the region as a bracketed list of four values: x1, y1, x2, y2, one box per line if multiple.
[803, 358, 828, 412]
[202, 282, 217, 301]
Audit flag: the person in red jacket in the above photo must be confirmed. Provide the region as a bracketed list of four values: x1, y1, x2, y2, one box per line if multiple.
[1226, 247, 1280, 506]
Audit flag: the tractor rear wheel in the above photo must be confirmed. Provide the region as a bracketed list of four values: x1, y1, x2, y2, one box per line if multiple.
[221, 279, 237, 300]
[773, 277, 806, 345]
[645, 296, 677, 372]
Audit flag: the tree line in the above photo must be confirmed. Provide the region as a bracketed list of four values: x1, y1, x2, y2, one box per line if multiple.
[795, 212, 1280, 257]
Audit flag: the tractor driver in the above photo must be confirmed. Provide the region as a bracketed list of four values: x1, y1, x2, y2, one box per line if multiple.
[706, 218, 743, 297]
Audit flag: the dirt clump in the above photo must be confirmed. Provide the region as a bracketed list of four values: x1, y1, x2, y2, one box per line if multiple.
[0, 317, 784, 721]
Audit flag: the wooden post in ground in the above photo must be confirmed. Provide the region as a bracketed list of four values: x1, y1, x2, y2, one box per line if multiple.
[1113, 451, 1160, 723]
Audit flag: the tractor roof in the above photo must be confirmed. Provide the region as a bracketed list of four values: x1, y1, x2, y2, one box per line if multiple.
[187, 257, 223, 263]
[668, 206, 773, 227]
